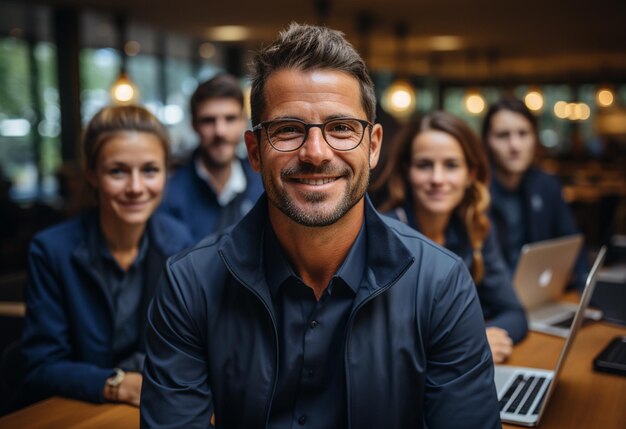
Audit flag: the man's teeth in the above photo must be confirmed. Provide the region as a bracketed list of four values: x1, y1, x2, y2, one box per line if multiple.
[295, 177, 337, 185]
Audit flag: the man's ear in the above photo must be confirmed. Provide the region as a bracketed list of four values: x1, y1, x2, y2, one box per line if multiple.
[368, 123, 383, 170]
[244, 130, 261, 172]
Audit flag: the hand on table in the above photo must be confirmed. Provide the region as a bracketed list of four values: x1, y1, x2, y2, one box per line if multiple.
[486, 327, 513, 363]
[103, 371, 143, 407]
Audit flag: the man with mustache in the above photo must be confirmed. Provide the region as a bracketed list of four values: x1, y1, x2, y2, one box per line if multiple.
[141, 24, 500, 428]
[159, 74, 263, 241]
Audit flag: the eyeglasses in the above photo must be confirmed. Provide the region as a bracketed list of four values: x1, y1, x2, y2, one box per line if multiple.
[252, 117, 372, 152]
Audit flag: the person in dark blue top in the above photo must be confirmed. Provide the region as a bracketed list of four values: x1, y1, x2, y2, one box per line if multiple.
[141, 24, 501, 428]
[158, 74, 263, 241]
[372, 111, 528, 363]
[19, 106, 193, 409]
[481, 97, 588, 291]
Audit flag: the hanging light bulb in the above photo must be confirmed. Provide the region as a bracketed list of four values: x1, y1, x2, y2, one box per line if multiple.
[381, 21, 417, 119]
[382, 79, 417, 118]
[110, 14, 139, 105]
[524, 87, 544, 112]
[464, 89, 485, 115]
[110, 71, 139, 105]
[596, 86, 615, 107]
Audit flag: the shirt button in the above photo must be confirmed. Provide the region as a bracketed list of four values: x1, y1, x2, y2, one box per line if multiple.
[309, 320, 319, 329]
[298, 415, 307, 425]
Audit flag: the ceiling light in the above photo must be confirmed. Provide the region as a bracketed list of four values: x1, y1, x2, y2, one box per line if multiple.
[110, 72, 139, 105]
[596, 87, 614, 107]
[381, 80, 416, 118]
[554, 101, 568, 119]
[464, 89, 485, 115]
[524, 88, 544, 112]
[207, 26, 250, 42]
[124, 41, 141, 57]
[428, 36, 463, 51]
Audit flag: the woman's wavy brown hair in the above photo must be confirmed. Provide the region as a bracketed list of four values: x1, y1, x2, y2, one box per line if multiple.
[372, 111, 491, 283]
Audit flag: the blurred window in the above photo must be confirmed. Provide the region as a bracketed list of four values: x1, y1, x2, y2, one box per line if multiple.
[0, 29, 60, 202]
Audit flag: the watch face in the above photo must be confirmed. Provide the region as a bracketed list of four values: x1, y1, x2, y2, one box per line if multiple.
[107, 368, 125, 387]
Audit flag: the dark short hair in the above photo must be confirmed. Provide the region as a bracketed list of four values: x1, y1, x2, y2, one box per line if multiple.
[249, 22, 376, 126]
[83, 105, 170, 172]
[481, 97, 538, 143]
[190, 73, 244, 122]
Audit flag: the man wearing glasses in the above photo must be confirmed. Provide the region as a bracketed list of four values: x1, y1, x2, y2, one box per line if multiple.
[141, 23, 500, 428]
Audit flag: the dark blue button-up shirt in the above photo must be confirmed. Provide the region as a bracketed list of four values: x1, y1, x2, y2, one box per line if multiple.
[91, 224, 148, 371]
[264, 220, 367, 429]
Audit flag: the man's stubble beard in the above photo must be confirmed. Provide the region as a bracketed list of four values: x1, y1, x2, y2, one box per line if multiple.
[260, 153, 371, 228]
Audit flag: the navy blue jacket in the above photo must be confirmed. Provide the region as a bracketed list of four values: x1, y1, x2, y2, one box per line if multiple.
[385, 201, 528, 343]
[141, 195, 501, 428]
[20, 211, 193, 404]
[158, 154, 263, 242]
[490, 167, 588, 291]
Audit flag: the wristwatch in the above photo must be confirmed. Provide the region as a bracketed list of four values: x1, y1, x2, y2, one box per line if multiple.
[106, 368, 125, 400]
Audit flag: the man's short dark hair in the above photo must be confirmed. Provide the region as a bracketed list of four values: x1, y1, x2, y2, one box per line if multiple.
[190, 74, 244, 122]
[249, 23, 376, 127]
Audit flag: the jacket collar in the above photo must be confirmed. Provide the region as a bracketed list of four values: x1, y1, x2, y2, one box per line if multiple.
[219, 194, 415, 303]
[71, 210, 171, 323]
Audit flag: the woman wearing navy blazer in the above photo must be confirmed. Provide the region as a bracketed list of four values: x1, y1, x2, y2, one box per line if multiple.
[20, 106, 193, 407]
[372, 111, 527, 363]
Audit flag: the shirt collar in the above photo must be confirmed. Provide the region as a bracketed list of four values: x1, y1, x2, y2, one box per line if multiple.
[263, 219, 367, 300]
[194, 156, 247, 206]
[91, 218, 150, 273]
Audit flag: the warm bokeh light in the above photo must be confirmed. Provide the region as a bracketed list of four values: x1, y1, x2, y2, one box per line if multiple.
[464, 92, 485, 115]
[554, 101, 590, 121]
[577, 103, 591, 120]
[382, 80, 416, 117]
[554, 101, 568, 119]
[124, 40, 141, 56]
[524, 90, 544, 111]
[206, 26, 250, 42]
[110, 72, 139, 105]
[113, 83, 134, 103]
[428, 36, 463, 51]
[596, 89, 614, 107]
[391, 89, 413, 110]
[199, 42, 216, 59]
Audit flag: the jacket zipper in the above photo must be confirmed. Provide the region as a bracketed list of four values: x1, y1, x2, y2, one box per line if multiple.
[219, 251, 279, 428]
[343, 257, 415, 428]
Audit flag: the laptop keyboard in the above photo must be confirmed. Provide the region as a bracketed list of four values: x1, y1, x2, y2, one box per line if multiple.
[499, 374, 550, 416]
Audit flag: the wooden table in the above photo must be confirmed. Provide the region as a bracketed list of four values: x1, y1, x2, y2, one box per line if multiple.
[0, 397, 138, 429]
[1, 322, 624, 428]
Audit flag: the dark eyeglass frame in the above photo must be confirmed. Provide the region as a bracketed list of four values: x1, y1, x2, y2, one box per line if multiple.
[251, 117, 373, 152]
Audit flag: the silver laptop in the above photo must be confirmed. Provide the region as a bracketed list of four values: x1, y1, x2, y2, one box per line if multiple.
[513, 234, 602, 337]
[495, 246, 607, 426]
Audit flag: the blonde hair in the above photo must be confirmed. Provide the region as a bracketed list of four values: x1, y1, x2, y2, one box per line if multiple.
[373, 111, 491, 283]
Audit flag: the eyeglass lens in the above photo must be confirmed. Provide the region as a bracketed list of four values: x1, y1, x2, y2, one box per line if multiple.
[267, 119, 366, 151]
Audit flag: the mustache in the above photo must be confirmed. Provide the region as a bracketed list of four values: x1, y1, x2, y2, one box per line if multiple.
[281, 163, 351, 179]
